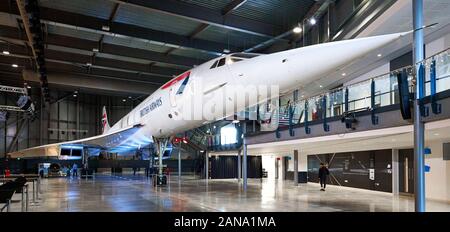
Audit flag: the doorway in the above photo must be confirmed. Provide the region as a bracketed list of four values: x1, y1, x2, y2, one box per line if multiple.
[399, 149, 414, 194]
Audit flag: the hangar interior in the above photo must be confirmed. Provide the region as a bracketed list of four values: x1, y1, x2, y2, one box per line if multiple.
[1, 0, 450, 212]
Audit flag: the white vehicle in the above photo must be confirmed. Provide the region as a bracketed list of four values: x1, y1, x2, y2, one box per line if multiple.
[8, 32, 409, 162]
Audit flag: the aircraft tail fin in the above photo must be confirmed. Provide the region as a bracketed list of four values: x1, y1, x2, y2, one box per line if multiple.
[101, 106, 111, 134]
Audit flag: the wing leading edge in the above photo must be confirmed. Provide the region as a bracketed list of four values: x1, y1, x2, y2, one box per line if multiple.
[8, 123, 145, 159]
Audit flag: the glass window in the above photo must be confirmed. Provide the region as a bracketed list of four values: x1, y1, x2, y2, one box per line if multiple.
[210, 60, 218, 69]
[217, 58, 226, 67]
[220, 124, 237, 145]
[227, 57, 243, 65]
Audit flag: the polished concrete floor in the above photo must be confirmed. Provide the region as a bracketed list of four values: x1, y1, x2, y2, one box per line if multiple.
[8, 173, 450, 212]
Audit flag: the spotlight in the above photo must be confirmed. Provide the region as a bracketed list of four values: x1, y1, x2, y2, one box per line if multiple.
[73, 94, 77, 97]
[293, 26, 302, 34]
[122, 99, 126, 102]
[309, 18, 317, 25]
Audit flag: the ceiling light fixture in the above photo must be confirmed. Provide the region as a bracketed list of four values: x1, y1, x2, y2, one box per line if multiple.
[92, 48, 99, 52]
[2, 51, 10, 55]
[342, 73, 347, 76]
[12, 64, 18, 68]
[223, 49, 230, 53]
[309, 18, 317, 25]
[232, 120, 239, 124]
[293, 26, 302, 34]
[102, 25, 110, 31]
[377, 54, 382, 57]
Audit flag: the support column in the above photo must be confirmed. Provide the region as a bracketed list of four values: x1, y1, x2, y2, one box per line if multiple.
[237, 149, 242, 182]
[392, 149, 399, 195]
[413, 0, 426, 212]
[178, 143, 181, 179]
[242, 124, 247, 192]
[158, 141, 163, 176]
[205, 151, 209, 180]
[275, 158, 279, 179]
[294, 150, 299, 186]
[76, 92, 80, 140]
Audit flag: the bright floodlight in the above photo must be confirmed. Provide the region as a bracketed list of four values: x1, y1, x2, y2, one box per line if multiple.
[293, 26, 302, 34]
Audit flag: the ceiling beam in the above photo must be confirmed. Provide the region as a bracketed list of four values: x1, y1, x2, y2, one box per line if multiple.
[244, 0, 333, 53]
[0, 2, 239, 55]
[0, 25, 204, 68]
[22, 69, 159, 95]
[109, 0, 280, 38]
[0, 43, 184, 78]
[167, 0, 248, 56]
[0, 56, 169, 86]
[222, 0, 248, 16]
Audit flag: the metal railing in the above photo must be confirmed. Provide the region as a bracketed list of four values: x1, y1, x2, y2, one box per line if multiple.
[276, 47, 450, 126]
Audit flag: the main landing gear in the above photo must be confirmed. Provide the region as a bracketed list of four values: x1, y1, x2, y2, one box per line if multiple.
[153, 137, 170, 186]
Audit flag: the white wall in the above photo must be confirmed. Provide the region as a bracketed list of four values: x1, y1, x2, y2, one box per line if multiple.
[262, 155, 276, 180]
[426, 33, 450, 56]
[344, 63, 390, 86]
[425, 140, 450, 202]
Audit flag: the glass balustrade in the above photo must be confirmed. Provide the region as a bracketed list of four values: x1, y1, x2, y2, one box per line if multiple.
[273, 47, 450, 127]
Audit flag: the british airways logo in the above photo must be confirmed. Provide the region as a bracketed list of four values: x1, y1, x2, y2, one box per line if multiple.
[140, 97, 162, 117]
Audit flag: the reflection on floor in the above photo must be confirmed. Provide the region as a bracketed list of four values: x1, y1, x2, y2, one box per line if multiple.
[9, 174, 450, 212]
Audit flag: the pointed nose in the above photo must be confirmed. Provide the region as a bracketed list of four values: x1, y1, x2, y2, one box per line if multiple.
[282, 32, 407, 88]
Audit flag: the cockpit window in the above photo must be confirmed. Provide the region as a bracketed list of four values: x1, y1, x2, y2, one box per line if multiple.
[227, 57, 243, 65]
[217, 58, 226, 67]
[210, 60, 219, 69]
[231, 53, 260, 59]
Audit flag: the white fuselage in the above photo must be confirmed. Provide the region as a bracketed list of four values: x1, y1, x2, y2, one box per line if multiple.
[105, 32, 407, 150]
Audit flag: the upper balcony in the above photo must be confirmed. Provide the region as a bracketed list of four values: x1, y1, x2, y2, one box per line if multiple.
[246, 47, 450, 144]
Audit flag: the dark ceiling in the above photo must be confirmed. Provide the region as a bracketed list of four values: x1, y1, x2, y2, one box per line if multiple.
[0, 0, 318, 95]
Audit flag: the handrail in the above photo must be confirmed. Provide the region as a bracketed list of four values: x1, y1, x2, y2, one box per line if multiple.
[279, 47, 450, 110]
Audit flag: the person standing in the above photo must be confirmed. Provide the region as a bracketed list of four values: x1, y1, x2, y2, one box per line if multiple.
[5, 167, 11, 177]
[72, 163, 78, 177]
[318, 163, 329, 191]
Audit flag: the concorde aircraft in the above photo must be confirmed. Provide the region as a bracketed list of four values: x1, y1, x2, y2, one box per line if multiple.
[8, 32, 410, 161]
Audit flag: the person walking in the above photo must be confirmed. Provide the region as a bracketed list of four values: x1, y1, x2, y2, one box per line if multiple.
[318, 163, 329, 191]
